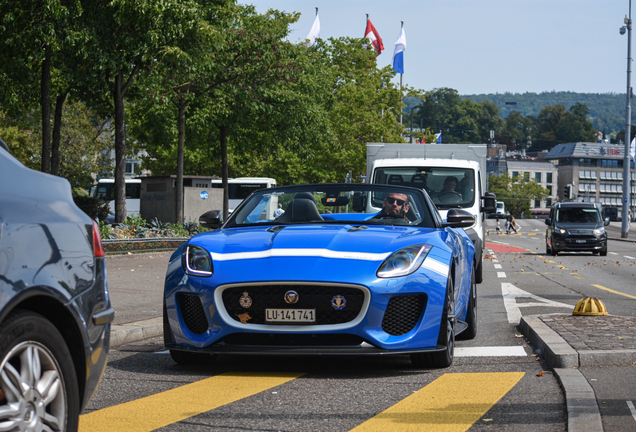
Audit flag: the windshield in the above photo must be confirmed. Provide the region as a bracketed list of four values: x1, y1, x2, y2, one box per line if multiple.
[374, 167, 476, 208]
[556, 207, 601, 224]
[224, 184, 437, 228]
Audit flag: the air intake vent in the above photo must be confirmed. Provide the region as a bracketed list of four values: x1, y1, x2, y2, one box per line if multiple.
[178, 294, 208, 334]
[382, 295, 427, 336]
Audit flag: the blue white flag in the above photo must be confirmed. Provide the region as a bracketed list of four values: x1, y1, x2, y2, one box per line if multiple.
[631, 137, 635, 161]
[435, 132, 442, 144]
[306, 13, 320, 46]
[392, 26, 406, 74]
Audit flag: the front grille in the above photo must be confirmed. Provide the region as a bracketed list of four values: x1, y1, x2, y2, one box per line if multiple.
[178, 294, 209, 334]
[221, 284, 365, 325]
[382, 295, 427, 336]
[220, 333, 364, 346]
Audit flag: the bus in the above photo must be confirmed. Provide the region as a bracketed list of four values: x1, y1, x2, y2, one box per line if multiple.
[90, 178, 141, 222]
[211, 177, 277, 212]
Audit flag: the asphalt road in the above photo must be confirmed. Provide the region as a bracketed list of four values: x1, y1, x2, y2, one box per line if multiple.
[85, 221, 636, 431]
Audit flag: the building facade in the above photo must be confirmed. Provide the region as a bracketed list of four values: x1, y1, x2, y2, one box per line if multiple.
[544, 142, 636, 211]
[506, 160, 559, 216]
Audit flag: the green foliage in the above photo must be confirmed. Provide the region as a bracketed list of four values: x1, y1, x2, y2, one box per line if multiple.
[489, 173, 549, 217]
[73, 194, 111, 222]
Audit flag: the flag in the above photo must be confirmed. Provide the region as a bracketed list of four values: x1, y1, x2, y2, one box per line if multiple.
[631, 137, 635, 161]
[306, 13, 320, 46]
[392, 26, 406, 73]
[435, 132, 442, 144]
[364, 20, 384, 56]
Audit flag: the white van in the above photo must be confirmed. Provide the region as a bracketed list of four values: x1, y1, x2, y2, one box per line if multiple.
[496, 201, 506, 218]
[90, 178, 141, 221]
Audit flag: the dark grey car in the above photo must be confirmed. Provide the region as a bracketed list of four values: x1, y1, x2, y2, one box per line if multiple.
[0, 141, 114, 430]
[545, 202, 609, 256]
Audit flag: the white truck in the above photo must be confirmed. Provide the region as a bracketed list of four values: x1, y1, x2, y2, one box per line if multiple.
[366, 143, 496, 283]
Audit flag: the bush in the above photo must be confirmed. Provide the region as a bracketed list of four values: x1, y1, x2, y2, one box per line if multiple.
[73, 195, 111, 222]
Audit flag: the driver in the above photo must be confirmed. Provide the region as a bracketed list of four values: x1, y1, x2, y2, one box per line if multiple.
[438, 176, 462, 199]
[378, 192, 410, 221]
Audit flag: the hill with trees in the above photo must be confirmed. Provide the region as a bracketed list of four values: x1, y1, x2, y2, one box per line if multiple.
[462, 91, 630, 138]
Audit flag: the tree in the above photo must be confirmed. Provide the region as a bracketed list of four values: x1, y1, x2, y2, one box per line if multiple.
[489, 173, 548, 217]
[81, 0, 200, 222]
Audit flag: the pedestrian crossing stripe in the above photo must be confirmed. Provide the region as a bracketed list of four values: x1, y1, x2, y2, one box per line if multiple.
[80, 371, 525, 432]
[78, 372, 303, 432]
[351, 372, 525, 432]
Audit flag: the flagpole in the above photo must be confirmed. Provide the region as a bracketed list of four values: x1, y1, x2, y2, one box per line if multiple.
[399, 21, 403, 127]
[315, 7, 318, 17]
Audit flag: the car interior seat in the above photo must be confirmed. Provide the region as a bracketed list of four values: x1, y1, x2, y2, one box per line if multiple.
[276, 198, 324, 223]
[409, 174, 427, 191]
[387, 175, 404, 186]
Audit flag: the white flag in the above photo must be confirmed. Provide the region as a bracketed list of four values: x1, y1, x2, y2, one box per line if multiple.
[306, 13, 320, 46]
[631, 137, 636, 161]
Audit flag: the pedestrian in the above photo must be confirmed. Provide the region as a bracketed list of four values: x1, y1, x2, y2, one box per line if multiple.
[629, 209, 632, 227]
[496, 219, 501, 234]
[273, 203, 285, 219]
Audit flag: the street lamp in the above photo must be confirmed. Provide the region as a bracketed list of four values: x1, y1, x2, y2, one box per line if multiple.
[620, 1, 632, 238]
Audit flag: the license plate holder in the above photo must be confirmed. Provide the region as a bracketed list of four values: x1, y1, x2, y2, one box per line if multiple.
[265, 308, 316, 323]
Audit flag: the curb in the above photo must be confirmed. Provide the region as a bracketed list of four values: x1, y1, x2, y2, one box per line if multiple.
[110, 317, 163, 347]
[553, 368, 604, 432]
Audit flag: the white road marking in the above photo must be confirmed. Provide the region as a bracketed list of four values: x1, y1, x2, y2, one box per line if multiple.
[497, 272, 507, 278]
[494, 264, 502, 269]
[627, 401, 636, 424]
[609, 252, 619, 255]
[624, 256, 636, 260]
[501, 283, 574, 325]
[455, 346, 527, 357]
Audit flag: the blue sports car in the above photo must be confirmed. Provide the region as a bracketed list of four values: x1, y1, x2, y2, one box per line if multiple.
[164, 183, 484, 368]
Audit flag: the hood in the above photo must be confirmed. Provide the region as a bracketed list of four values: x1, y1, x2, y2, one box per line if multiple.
[556, 222, 603, 231]
[191, 224, 449, 256]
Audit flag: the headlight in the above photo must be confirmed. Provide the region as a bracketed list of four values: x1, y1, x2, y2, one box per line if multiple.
[377, 244, 432, 278]
[593, 228, 605, 235]
[558, 229, 567, 234]
[182, 245, 213, 277]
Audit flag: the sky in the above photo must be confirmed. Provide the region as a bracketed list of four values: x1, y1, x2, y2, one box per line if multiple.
[247, 0, 632, 95]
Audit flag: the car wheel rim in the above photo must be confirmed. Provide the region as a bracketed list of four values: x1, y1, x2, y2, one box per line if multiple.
[0, 341, 66, 431]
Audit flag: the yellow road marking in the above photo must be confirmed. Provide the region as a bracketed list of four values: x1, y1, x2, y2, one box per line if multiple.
[546, 259, 555, 263]
[351, 372, 524, 432]
[557, 265, 568, 270]
[528, 233, 537, 236]
[570, 273, 585, 279]
[591, 284, 636, 300]
[79, 372, 303, 432]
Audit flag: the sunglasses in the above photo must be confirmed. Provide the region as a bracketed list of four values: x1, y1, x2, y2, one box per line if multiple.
[386, 197, 406, 206]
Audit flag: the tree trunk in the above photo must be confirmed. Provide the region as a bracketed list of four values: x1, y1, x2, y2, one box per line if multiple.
[40, 46, 51, 173]
[176, 99, 185, 223]
[51, 89, 69, 176]
[220, 125, 229, 221]
[113, 70, 127, 223]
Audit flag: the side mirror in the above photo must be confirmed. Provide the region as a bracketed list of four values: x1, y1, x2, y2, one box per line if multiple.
[442, 209, 476, 228]
[199, 210, 223, 229]
[482, 192, 496, 214]
[604, 217, 610, 226]
[545, 218, 551, 226]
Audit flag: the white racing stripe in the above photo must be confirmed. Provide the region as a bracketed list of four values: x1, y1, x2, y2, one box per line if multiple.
[455, 346, 527, 357]
[421, 258, 449, 277]
[209, 249, 391, 262]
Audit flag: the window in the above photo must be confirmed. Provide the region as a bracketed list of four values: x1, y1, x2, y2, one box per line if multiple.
[546, 172, 553, 183]
[524, 172, 530, 182]
[546, 198, 552, 207]
[535, 172, 542, 182]
[579, 170, 597, 180]
[579, 183, 596, 192]
[534, 199, 540, 208]
[546, 185, 553, 196]
[579, 158, 595, 167]
[511, 171, 519, 180]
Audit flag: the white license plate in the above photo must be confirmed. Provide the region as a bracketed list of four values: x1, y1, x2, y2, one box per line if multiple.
[265, 309, 316, 323]
[576, 240, 586, 243]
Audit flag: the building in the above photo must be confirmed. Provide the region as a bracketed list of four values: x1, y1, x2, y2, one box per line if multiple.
[506, 160, 558, 216]
[544, 142, 636, 211]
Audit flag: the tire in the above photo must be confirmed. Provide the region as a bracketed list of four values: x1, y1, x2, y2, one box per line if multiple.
[545, 241, 552, 256]
[0, 310, 79, 431]
[457, 266, 477, 340]
[411, 276, 455, 368]
[169, 349, 215, 366]
[600, 248, 607, 257]
[475, 254, 483, 284]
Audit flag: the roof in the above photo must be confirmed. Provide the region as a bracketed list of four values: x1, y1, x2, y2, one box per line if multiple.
[545, 142, 626, 160]
[506, 160, 556, 170]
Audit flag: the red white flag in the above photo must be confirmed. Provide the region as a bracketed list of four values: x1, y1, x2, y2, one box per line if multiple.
[364, 20, 384, 56]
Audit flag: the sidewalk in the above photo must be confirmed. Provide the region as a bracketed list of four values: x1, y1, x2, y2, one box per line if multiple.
[519, 313, 636, 432]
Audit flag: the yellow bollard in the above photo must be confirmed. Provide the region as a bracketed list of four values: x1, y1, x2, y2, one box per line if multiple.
[573, 297, 608, 316]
